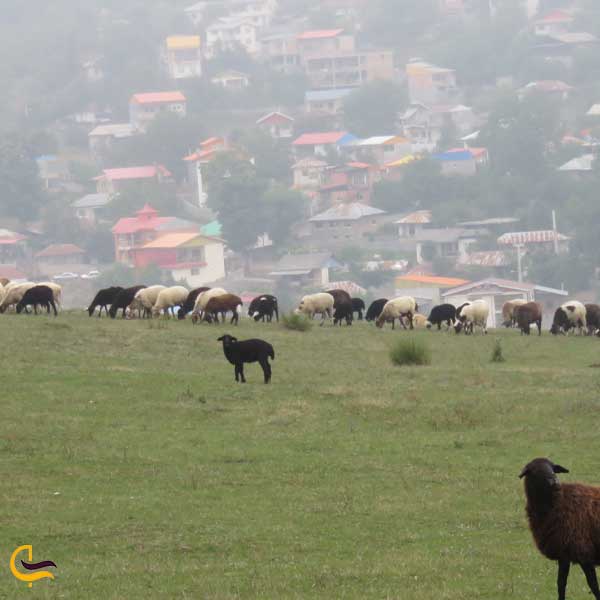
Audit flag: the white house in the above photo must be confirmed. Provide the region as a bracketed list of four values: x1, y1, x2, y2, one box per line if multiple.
[205, 17, 259, 58]
[163, 36, 202, 79]
[211, 70, 250, 89]
[129, 92, 187, 131]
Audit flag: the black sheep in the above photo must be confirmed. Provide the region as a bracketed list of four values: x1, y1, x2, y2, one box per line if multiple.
[333, 297, 353, 326]
[217, 334, 274, 383]
[88, 286, 124, 317]
[177, 287, 210, 320]
[248, 294, 279, 322]
[426, 303, 456, 330]
[109, 285, 146, 319]
[16, 285, 57, 316]
[520, 458, 600, 600]
[351, 298, 366, 320]
[586, 303, 600, 335]
[365, 298, 388, 322]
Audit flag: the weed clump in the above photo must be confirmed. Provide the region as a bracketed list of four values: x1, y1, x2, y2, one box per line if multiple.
[282, 312, 313, 332]
[390, 338, 431, 366]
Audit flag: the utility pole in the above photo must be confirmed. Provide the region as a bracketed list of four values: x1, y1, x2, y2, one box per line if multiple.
[552, 209, 559, 255]
[516, 243, 524, 283]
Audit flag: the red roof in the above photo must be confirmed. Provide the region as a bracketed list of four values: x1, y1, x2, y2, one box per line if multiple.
[36, 243, 85, 258]
[0, 266, 26, 280]
[396, 274, 470, 287]
[96, 165, 172, 181]
[0, 234, 26, 245]
[497, 231, 568, 245]
[131, 92, 186, 104]
[297, 29, 344, 40]
[346, 162, 374, 170]
[256, 111, 294, 125]
[536, 10, 574, 24]
[112, 205, 172, 235]
[293, 132, 348, 146]
[160, 261, 207, 270]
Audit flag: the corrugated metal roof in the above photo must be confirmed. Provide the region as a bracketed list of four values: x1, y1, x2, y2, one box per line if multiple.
[558, 154, 595, 171]
[458, 251, 509, 267]
[325, 281, 366, 295]
[131, 91, 186, 104]
[297, 29, 344, 40]
[292, 131, 354, 146]
[71, 193, 111, 209]
[256, 111, 294, 125]
[395, 210, 432, 224]
[97, 165, 172, 181]
[89, 123, 136, 138]
[272, 252, 333, 272]
[310, 202, 386, 222]
[384, 154, 421, 168]
[166, 35, 201, 50]
[355, 135, 409, 147]
[305, 88, 353, 102]
[36, 243, 84, 258]
[497, 231, 569, 245]
[396, 274, 470, 287]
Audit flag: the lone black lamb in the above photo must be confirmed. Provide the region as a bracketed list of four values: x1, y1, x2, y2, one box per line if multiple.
[217, 334, 274, 384]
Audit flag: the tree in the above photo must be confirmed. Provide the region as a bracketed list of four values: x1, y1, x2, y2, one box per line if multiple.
[230, 129, 291, 182]
[262, 186, 306, 246]
[343, 81, 406, 137]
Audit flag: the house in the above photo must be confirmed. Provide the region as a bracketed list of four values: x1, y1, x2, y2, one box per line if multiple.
[256, 111, 294, 139]
[558, 154, 596, 173]
[36, 155, 69, 190]
[71, 193, 111, 227]
[205, 17, 259, 58]
[261, 33, 300, 73]
[94, 165, 172, 195]
[296, 29, 394, 89]
[211, 70, 250, 89]
[457, 250, 511, 276]
[395, 274, 470, 312]
[292, 131, 357, 157]
[317, 163, 381, 205]
[0, 229, 27, 267]
[88, 123, 137, 159]
[111, 205, 200, 266]
[308, 202, 387, 245]
[586, 104, 600, 117]
[129, 92, 187, 131]
[441, 278, 568, 327]
[351, 136, 412, 166]
[305, 88, 353, 117]
[269, 252, 338, 286]
[184, 1, 222, 27]
[133, 231, 225, 287]
[432, 147, 488, 176]
[414, 227, 486, 264]
[405, 60, 460, 106]
[533, 9, 574, 37]
[497, 230, 570, 254]
[292, 157, 328, 189]
[163, 36, 202, 79]
[396, 210, 432, 239]
[35, 244, 86, 272]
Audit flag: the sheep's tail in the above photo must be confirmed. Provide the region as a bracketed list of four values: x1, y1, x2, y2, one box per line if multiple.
[268, 345, 275, 360]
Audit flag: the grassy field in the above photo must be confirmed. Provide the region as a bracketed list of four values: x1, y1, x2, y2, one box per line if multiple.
[2, 312, 600, 598]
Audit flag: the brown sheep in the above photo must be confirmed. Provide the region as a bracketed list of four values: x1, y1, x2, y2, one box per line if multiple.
[502, 299, 527, 327]
[514, 302, 542, 336]
[0, 278, 9, 287]
[203, 294, 243, 325]
[520, 458, 600, 600]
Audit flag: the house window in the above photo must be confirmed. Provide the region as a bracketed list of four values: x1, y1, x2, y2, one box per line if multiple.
[191, 267, 200, 275]
[409, 225, 415, 236]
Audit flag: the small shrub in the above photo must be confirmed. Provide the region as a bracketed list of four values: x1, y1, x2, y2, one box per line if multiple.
[281, 312, 313, 331]
[491, 338, 505, 363]
[390, 338, 431, 366]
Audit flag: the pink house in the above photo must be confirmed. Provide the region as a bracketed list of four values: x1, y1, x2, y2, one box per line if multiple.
[94, 165, 172, 195]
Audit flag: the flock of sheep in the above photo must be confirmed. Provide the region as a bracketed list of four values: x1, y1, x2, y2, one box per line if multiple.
[2, 279, 598, 337]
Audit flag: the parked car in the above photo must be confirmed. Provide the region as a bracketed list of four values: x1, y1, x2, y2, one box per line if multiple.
[81, 270, 100, 280]
[52, 272, 80, 280]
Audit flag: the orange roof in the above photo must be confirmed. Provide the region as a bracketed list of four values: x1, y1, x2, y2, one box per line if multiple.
[297, 29, 344, 40]
[131, 91, 186, 104]
[396, 274, 470, 287]
[142, 232, 200, 249]
[36, 243, 85, 258]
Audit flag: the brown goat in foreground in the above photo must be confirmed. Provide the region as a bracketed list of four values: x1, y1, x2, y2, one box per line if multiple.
[520, 457, 600, 599]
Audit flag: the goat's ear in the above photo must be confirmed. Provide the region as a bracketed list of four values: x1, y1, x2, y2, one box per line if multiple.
[553, 463, 569, 474]
[230, 336, 238, 342]
[217, 336, 224, 341]
[518, 466, 529, 479]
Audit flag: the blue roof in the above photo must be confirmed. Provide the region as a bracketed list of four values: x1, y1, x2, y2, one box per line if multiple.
[432, 150, 473, 162]
[305, 88, 354, 102]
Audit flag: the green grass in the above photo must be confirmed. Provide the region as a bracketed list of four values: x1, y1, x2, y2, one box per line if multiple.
[2, 313, 600, 598]
[281, 311, 313, 331]
[389, 337, 431, 366]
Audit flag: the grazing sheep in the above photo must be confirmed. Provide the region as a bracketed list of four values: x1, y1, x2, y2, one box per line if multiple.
[109, 286, 146, 319]
[351, 298, 366, 320]
[248, 294, 279, 322]
[191, 287, 227, 323]
[333, 296, 354, 326]
[426, 304, 456, 330]
[0, 282, 36, 313]
[37, 282, 63, 309]
[365, 298, 388, 322]
[585, 304, 600, 335]
[16, 285, 57, 316]
[217, 334, 274, 384]
[454, 299, 489, 334]
[520, 457, 600, 600]
[375, 296, 418, 330]
[411, 313, 429, 329]
[295, 293, 334, 325]
[502, 299, 528, 327]
[178, 287, 210, 320]
[129, 285, 166, 318]
[151, 286, 189, 318]
[88, 286, 124, 317]
[203, 294, 243, 324]
[514, 302, 542, 336]
[550, 300, 587, 335]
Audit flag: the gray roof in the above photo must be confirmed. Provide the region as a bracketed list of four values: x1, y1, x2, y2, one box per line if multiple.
[271, 252, 333, 274]
[415, 227, 486, 243]
[305, 88, 353, 102]
[310, 202, 386, 222]
[156, 217, 201, 232]
[559, 154, 595, 172]
[71, 193, 111, 209]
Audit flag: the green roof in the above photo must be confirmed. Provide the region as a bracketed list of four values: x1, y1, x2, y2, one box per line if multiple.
[201, 220, 222, 236]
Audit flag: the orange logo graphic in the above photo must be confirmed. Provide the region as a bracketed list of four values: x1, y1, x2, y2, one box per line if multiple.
[9, 545, 57, 588]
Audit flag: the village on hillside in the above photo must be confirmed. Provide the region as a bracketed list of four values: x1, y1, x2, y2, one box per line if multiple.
[1, 0, 599, 314]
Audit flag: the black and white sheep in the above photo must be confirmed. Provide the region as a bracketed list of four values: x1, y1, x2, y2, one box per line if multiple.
[88, 286, 124, 317]
[520, 457, 600, 600]
[550, 300, 587, 335]
[16, 285, 57, 316]
[217, 334, 274, 383]
[248, 294, 279, 322]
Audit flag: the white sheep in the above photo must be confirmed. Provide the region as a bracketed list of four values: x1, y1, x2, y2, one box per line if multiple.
[129, 285, 166, 317]
[375, 296, 418, 329]
[37, 282, 63, 309]
[152, 286, 189, 317]
[412, 313, 429, 329]
[550, 300, 587, 335]
[0, 282, 36, 313]
[191, 287, 227, 323]
[295, 293, 334, 325]
[455, 299, 489, 334]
